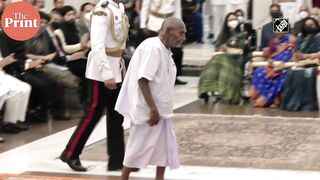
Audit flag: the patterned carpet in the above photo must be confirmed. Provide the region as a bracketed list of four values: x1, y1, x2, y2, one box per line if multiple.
[82, 114, 320, 171]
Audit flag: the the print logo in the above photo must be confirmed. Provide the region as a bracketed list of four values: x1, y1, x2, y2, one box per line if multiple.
[1, 2, 40, 41]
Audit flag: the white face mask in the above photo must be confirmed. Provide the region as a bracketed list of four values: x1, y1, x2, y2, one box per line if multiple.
[299, 11, 309, 20]
[84, 12, 91, 23]
[228, 20, 239, 29]
[237, 16, 245, 23]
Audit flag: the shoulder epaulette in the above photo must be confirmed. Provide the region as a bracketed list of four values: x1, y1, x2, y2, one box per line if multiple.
[92, 11, 107, 16]
[101, 1, 109, 8]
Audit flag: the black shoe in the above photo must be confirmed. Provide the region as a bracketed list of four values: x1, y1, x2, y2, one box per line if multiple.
[175, 78, 187, 85]
[108, 164, 123, 171]
[199, 93, 209, 103]
[16, 121, 29, 131]
[2, 123, 20, 134]
[207, 33, 214, 39]
[60, 154, 87, 172]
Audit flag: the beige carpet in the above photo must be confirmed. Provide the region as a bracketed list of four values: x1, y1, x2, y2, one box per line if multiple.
[82, 114, 320, 171]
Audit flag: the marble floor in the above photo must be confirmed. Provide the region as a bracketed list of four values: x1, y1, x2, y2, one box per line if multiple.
[1, 42, 320, 179]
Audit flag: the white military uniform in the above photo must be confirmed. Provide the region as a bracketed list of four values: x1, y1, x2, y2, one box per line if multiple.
[226, 0, 249, 13]
[210, 0, 249, 40]
[61, 0, 128, 169]
[140, 0, 182, 32]
[0, 58, 31, 124]
[86, 0, 128, 83]
[115, 37, 179, 169]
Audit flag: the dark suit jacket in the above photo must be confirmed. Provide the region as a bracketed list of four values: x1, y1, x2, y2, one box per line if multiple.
[0, 29, 27, 76]
[260, 22, 274, 50]
[260, 21, 292, 50]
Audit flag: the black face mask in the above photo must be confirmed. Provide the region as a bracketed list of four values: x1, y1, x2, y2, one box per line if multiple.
[270, 12, 282, 19]
[65, 20, 75, 24]
[302, 26, 318, 35]
[51, 22, 61, 30]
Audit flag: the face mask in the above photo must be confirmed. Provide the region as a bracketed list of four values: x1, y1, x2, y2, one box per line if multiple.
[51, 22, 61, 30]
[271, 12, 282, 19]
[303, 26, 318, 34]
[237, 16, 245, 23]
[84, 12, 91, 23]
[299, 11, 309, 20]
[228, 20, 238, 29]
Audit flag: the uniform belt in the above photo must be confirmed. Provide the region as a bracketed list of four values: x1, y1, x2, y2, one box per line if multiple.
[105, 49, 123, 57]
[150, 11, 174, 18]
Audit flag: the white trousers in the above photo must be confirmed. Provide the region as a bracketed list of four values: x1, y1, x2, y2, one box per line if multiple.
[0, 85, 9, 110]
[212, 5, 227, 40]
[0, 71, 31, 124]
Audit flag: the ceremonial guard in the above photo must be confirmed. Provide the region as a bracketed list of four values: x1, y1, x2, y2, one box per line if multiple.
[60, 0, 129, 172]
[140, 0, 187, 85]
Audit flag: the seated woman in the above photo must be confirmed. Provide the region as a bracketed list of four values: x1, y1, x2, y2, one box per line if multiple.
[198, 12, 250, 104]
[250, 32, 296, 107]
[281, 17, 320, 111]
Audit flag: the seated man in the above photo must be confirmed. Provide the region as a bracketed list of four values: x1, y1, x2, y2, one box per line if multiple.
[25, 11, 80, 120]
[0, 83, 9, 142]
[260, 3, 286, 50]
[0, 53, 31, 134]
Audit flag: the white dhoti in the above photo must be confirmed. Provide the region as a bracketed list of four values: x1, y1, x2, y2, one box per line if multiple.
[123, 118, 180, 169]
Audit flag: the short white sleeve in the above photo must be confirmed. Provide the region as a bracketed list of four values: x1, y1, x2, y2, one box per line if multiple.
[137, 46, 161, 82]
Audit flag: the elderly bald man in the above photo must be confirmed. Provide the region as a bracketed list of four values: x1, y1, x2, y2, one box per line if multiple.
[115, 17, 186, 180]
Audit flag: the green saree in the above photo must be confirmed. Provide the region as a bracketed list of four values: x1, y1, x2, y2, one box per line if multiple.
[198, 32, 248, 104]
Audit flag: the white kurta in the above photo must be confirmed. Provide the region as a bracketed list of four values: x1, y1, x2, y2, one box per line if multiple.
[115, 37, 179, 169]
